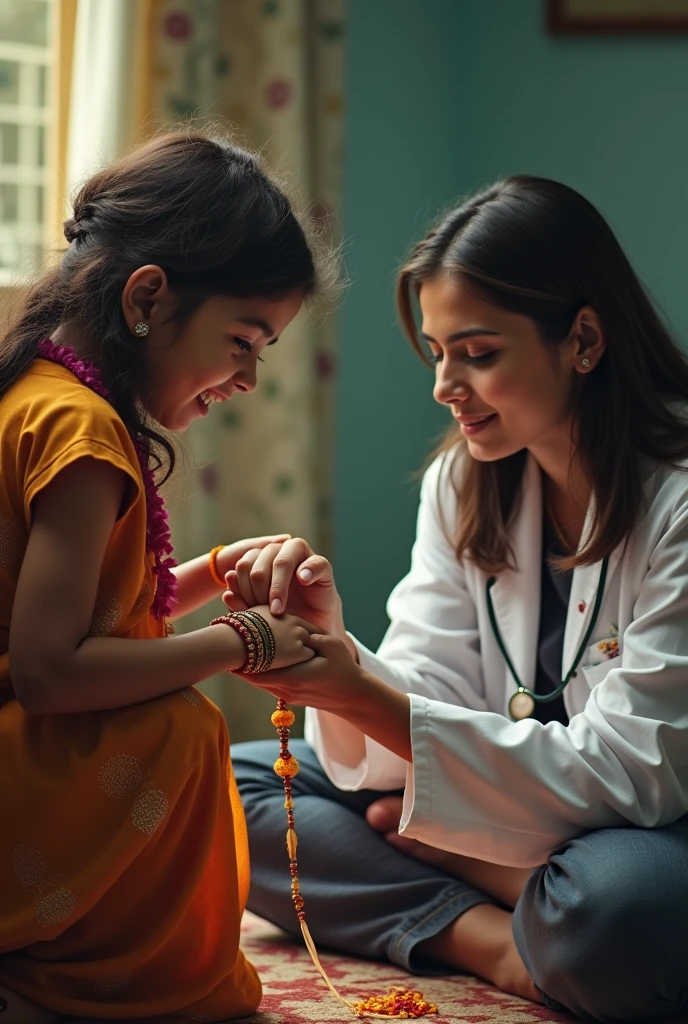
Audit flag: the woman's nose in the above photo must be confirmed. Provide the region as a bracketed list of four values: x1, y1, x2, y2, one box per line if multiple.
[433, 367, 471, 406]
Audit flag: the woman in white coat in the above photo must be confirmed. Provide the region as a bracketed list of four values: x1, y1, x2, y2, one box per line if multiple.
[230, 176, 688, 1023]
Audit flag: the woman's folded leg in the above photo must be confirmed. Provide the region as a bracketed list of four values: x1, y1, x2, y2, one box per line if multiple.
[233, 738, 498, 974]
[513, 816, 688, 1022]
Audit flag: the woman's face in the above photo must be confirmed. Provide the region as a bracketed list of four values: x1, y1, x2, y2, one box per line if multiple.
[143, 291, 303, 432]
[419, 275, 580, 463]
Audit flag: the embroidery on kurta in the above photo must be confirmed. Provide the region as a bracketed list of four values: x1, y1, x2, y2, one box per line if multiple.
[94, 969, 133, 995]
[98, 754, 147, 800]
[12, 844, 77, 928]
[99, 754, 168, 836]
[89, 593, 123, 636]
[0, 516, 24, 571]
[179, 687, 202, 708]
[131, 790, 169, 835]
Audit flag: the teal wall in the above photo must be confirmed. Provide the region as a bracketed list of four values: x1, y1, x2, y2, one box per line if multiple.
[335, 0, 688, 648]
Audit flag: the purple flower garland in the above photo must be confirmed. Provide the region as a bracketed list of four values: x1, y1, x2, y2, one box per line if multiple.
[37, 338, 178, 620]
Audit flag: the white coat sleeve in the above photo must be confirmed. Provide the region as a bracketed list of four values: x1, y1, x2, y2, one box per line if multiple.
[305, 452, 486, 791]
[400, 505, 688, 867]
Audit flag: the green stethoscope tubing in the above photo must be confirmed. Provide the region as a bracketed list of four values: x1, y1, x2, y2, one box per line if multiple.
[486, 555, 609, 707]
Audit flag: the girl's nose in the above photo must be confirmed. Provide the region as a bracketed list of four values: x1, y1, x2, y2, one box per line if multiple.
[233, 364, 257, 394]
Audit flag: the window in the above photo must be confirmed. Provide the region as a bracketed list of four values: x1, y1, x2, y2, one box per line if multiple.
[0, 0, 51, 284]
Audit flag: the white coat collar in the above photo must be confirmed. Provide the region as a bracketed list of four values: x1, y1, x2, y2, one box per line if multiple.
[488, 453, 626, 692]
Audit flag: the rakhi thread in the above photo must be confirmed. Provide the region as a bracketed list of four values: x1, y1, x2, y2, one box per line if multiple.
[271, 699, 438, 1019]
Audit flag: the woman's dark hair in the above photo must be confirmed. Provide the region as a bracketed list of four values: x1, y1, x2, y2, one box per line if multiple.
[0, 128, 330, 479]
[397, 175, 688, 573]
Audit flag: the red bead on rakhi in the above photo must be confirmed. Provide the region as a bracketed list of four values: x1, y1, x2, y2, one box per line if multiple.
[37, 338, 178, 619]
[271, 698, 438, 1019]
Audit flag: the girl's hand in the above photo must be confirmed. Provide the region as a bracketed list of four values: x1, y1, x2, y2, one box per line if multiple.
[223, 538, 344, 637]
[237, 633, 361, 710]
[239, 605, 318, 671]
[214, 534, 291, 579]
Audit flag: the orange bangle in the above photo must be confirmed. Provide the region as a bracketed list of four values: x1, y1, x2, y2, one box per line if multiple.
[209, 545, 226, 587]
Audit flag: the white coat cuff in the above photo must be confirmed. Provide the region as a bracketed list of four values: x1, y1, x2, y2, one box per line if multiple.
[399, 693, 431, 840]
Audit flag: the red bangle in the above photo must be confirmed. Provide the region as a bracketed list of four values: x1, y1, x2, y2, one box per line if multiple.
[209, 545, 226, 587]
[211, 614, 256, 672]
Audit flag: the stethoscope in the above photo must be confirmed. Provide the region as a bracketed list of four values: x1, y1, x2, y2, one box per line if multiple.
[486, 556, 609, 720]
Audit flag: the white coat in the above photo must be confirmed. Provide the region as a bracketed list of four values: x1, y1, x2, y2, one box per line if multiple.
[305, 450, 688, 867]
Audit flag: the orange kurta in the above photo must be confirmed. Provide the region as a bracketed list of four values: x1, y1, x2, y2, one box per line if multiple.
[0, 360, 261, 1021]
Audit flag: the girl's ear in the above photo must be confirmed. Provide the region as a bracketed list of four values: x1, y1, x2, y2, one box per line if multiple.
[569, 305, 605, 374]
[121, 265, 172, 335]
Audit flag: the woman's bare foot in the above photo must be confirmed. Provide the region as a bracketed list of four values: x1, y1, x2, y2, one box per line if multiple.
[366, 796, 531, 908]
[367, 796, 451, 864]
[418, 903, 541, 1004]
[0, 987, 61, 1024]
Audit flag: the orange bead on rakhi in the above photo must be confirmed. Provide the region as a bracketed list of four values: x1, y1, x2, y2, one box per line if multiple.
[271, 697, 438, 1019]
[271, 708, 296, 728]
[273, 756, 299, 778]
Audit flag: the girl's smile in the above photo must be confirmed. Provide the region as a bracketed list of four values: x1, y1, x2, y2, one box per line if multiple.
[133, 285, 304, 432]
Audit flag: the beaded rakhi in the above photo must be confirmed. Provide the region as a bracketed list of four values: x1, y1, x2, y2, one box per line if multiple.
[272, 698, 438, 1019]
[37, 338, 178, 619]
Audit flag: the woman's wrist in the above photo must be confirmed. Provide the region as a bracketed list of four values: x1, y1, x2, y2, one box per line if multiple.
[338, 671, 412, 761]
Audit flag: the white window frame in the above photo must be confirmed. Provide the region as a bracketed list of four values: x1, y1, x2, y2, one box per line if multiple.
[0, 0, 52, 288]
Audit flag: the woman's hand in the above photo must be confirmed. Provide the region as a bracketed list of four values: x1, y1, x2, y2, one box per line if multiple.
[236, 605, 318, 671]
[237, 633, 361, 708]
[222, 538, 345, 638]
[238, 634, 412, 761]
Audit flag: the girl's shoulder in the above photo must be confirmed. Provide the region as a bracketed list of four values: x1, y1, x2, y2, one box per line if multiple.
[2, 359, 133, 452]
[0, 359, 142, 521]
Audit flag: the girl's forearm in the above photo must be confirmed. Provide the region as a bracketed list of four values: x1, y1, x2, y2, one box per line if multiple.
[17, 625, 245, 715]
[339, 672, 412, 761]
[171, 551, 224, 619]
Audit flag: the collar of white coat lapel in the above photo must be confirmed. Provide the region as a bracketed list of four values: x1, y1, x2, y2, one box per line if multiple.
[561, 454, 657, 669]
[562, 489, 622, 673]
[487, 454, 542, 693]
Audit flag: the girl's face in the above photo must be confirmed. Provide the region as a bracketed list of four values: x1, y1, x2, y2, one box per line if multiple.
[419, 275, 585, 464]
[144, 291, 303, 432]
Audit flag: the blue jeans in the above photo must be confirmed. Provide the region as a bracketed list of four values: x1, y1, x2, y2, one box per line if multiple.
[233, 739, 688, 1022]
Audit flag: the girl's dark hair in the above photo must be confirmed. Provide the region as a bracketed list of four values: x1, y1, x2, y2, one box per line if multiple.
[397, 175, 688, 573]
[0, 129, 327, 479]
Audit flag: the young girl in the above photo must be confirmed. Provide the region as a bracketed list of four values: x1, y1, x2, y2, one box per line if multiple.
[0, 131, 326, 1023]
[228, 177, 688, 1023]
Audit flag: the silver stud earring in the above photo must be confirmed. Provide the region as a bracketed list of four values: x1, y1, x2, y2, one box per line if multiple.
[581, 358, 591, 368]
[134, 321, 150, 337]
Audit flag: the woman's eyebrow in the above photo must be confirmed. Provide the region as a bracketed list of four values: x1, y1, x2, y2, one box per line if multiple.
[421, 327, 501, 343]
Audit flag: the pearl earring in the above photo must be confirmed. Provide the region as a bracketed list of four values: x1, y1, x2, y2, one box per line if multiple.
[581, 358, 590, 368]
[134, 322, 150, 337]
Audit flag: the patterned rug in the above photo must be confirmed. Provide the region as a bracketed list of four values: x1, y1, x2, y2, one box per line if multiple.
[238, 912, 572, 1024]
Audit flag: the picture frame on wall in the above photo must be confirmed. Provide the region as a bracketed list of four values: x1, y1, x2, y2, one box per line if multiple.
[548, 0, 688, 34]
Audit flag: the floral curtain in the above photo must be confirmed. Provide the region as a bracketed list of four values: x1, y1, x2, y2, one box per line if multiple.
[150, 0, 345, 736]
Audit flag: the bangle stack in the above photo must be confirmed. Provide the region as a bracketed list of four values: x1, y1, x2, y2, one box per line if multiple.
[210, 611, 276, 673]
